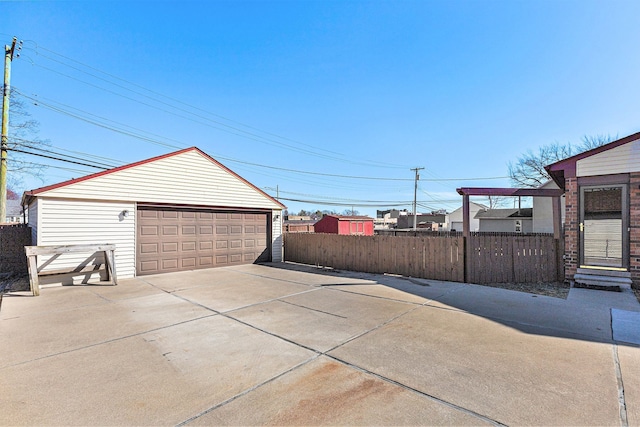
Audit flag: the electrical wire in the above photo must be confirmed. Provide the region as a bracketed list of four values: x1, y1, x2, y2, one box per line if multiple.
[7, 148, 109, 169]
[20, 49, 409, 169]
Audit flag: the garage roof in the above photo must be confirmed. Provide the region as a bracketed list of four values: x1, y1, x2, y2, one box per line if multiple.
[22, 147, 285, 210]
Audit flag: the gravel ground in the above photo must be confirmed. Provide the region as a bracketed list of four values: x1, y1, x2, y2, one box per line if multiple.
[474, 281, 570, 299]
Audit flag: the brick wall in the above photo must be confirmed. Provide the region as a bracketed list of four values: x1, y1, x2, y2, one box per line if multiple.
[0, 224, 31, 275]
[630, 173, 640, 288]
[563, 178, 579, 281]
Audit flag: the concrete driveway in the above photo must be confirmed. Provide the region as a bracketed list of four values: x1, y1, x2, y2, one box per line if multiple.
[1, 263, 639, 426]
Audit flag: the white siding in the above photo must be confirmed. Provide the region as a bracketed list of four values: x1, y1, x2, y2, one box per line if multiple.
[446, 202, 486, 232]
[532, 181, 565, 233]
[577, 137, 640, 177]
[28, 199, 39, 246]
[37, 198, 136, 285]
[478, 218, 533, 233]
[38, 150, 282, 210]
[272, 209, 283, 262]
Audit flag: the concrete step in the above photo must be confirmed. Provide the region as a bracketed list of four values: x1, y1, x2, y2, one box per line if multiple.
[574, 268, 632, 290]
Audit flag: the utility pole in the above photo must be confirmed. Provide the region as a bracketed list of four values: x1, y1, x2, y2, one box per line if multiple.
[411, 167, 424, 231]
[1, 37, 17, 223]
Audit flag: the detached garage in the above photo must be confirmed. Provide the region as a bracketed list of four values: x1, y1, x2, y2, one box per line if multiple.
[22, 147, 285, 284]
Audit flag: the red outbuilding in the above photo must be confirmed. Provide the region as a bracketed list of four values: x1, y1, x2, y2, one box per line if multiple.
[313, 215, 374, 236]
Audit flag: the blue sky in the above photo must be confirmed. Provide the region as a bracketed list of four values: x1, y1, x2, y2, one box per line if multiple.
[3, 0, 640, 216]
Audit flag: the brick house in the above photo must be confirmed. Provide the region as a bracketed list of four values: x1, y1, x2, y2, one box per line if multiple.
[546, 132, 640, 288]
[313, 215, 374, 236]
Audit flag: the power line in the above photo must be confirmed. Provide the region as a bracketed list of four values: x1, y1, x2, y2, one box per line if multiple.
[7, 148, 109, 169]
[11, 93, 510, 186]
[276, 196, 410, 208]
[9, 139, 117, 168]
[20, 45, 409, 169]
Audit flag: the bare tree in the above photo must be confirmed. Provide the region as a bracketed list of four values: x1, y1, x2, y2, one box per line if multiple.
[486, 195, 510, 209]
[6, 94, 50, 189]
[508, 135, 615, 188]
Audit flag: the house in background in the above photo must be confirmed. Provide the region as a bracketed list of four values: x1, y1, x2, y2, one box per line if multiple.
[22, 147, 285, 285]
[446, 202, 487, 232]
[4, 199, 24, 223]
[375, 209, 405, 229]
[396, 213, 447, 230]
[314, 214, 374, 236]
[546, 131, 640, 289]
[284, 218, 317, 233]
[475, 208, 533, 233]
[532, 180, 565, 233]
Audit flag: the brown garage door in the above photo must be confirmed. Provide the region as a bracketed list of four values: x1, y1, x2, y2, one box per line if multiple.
[137, 206, 270, 275]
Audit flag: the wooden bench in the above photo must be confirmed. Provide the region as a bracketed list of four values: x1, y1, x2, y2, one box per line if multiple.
[25, 244, 118, 296]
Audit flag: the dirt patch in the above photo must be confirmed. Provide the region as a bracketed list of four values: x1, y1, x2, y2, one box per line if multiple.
[473, 281, 570, 299]
[0, 273, 30, 293]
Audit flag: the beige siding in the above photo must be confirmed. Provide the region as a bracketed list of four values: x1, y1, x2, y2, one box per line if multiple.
[577, 137, 640, 177]
[28, 200, 39, 246]
[37, 198, 136, 285]
[38, 150, 282, 210]
[272, 209, 283, 262]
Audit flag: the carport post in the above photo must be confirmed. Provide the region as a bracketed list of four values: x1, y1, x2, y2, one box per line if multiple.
[462, 194, 470, 283]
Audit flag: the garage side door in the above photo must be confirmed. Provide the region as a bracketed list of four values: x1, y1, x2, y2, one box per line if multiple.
[137, 207, 269, 275]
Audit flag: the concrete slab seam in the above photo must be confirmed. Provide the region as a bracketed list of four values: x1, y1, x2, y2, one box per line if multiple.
[175, 354, 321, 427]
[278, 299, 349, 318]
[325, 353, 507, 427]
[612, 344, 629, 426]
[323, 285, 430, 307]
[221, 312, 323, 355]
[169, 293, 222, 314]
[227, 265, 327, 288]
[181, 298, 427, 424]
[220, 287, 321, 315]
[0, 313, 217, 371]
[323, 304, 423, 355]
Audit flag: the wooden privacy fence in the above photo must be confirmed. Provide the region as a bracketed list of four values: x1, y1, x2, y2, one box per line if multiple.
[284, 233, 464, 282]
[466, 233, 564, 284]
[284, 232, 564, 284]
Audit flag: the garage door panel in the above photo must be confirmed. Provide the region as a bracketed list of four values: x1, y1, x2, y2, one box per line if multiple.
[182, 225, 196, 235]
[137, 207, 269, 275]
[199, 225, 213, 234]
[162, 242, 178, 253]
[199, 240, 213, 250]
[140, 260, 159, 272]
[140, 226, 158, 236]
[199, 256, 213, 266]
[140, 243, 158, 254]
[162, 225, 178, 236]
[162, 259, 178, 270]
[182, 258, 196, 268]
